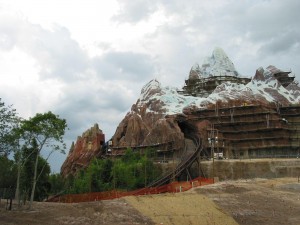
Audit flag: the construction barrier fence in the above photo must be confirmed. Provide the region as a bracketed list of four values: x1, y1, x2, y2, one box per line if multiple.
[47, 176, 214, 203]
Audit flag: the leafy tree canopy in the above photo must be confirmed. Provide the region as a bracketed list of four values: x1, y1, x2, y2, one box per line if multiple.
[20, 111, 67, 154]
[0, 156, 17, 188]
[0, 98, 17, 155]
[66, 148, 162, 194]
[19, 111, 67, 208]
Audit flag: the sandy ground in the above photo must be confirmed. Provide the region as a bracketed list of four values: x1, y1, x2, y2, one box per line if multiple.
[0, 177, 299, 225]
[125, 193, 238, 225]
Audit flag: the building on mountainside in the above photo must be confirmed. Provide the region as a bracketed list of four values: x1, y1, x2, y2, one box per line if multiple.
[178, 64, 295, 98]
[178, 71, 251, 97]
[178, 48, 252, 97]
[177, 104, 300, 160]
[266, 65, 295, 87]
[175, 57, 299, 160]
[178, 50, 295, 98]
[176, 60, 299, 159]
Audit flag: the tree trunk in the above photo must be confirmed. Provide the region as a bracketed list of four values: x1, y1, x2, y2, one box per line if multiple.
[15, 161, 21, 206]
[29, 151, 39, 209]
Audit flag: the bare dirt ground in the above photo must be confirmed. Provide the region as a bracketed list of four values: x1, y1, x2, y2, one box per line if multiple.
[0, 199, 154, 225]
[0, 177, 299, 225]
[196, 177, 300, 225]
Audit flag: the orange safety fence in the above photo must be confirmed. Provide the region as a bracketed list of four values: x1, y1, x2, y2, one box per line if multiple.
[47, 176, 214, 203]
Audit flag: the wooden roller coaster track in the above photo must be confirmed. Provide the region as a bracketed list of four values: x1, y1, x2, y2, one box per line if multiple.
[146, 137, 204, 188]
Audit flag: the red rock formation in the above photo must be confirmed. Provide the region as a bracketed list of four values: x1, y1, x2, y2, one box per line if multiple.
[61, 124, 105, 177]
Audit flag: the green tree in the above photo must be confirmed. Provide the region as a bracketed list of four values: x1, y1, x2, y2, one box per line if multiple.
[67, 148, 162, 194]
[70, 170, 90, 194]
[21, 145, 51, 201]
[0, 155, 17, 188]
[19, 144, 36, 202]
[20, 111, 67, 208]
[31, 157, 51, 201]
[87, 158, 113, 192]
[111, 148, 162, 190]
[9, 119, 26, 204]
[68, 158, 114, 194]
[0, 98, 17, 155]
[48, 173, 64, 195]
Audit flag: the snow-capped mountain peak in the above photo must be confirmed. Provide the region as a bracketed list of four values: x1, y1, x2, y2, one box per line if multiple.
[200, 47, 240, 77]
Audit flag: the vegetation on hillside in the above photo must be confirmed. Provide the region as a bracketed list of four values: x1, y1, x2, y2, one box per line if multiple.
[60, 148, 162, 194]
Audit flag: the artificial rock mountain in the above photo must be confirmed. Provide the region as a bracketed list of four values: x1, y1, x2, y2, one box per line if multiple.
[61, 48, 300, 176]
[61, 124, 105, 177]
[112, 48, 299, 149]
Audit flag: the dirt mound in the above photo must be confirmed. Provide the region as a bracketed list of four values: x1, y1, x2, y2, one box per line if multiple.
[197, 178, 300, 225]
[125, 193, 238, 225]
[0, 199, 154, 225]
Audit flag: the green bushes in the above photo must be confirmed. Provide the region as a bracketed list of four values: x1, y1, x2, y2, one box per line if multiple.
[66, 148, 161, 194]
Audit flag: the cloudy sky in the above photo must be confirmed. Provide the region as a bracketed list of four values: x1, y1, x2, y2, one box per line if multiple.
[0, 0, 299, 172]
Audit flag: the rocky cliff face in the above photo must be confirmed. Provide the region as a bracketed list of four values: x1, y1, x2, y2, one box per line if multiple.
[61, 124, 105, 177]
[112, 79, 185, 150]
[111, 79, 185, 151]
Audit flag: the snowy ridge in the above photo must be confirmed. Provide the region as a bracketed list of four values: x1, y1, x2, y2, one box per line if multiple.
[136, 67, 300, 116]
[135, 48, 299, 116]
[139, 79, 162, 102]
[138, 80, 204, 114]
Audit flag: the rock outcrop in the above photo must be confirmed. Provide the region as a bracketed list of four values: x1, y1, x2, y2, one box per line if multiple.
[112, 79, 185, 150]
[61, 124, 105, 177]
[189, 63, 202, 80]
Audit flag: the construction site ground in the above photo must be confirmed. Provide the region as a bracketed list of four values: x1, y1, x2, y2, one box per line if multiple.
[0, 177, 299, 225]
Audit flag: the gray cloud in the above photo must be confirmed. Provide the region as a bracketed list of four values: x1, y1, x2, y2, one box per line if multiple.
[259, 30, 300, 55]
[92, 51, 155, 82]
[53, 78, 139, 140]
[22, 26, 89, 81]
[0, 14, 89, 81]
[113, 0, 158, 23]
[141, 0, 299, 79]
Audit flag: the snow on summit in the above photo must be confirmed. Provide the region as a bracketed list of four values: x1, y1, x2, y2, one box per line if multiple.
[135, 48, 300, 116]
[200, 47, 240, 77]
[138, 79, 204, 114]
